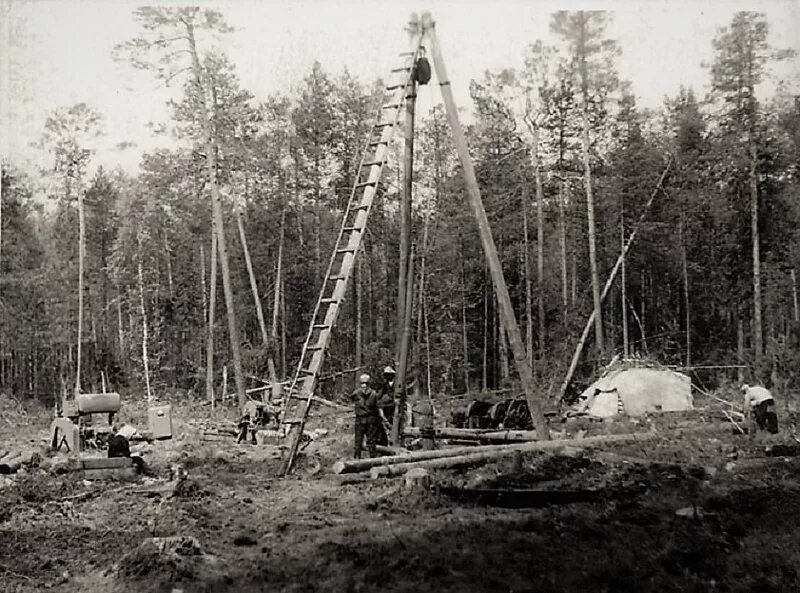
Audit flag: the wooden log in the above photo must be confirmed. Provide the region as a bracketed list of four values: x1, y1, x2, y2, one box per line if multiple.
[333, 441, 522, 474]
[0, 451, 30, 474]
[369, 432, 661, 479]
[403, 427, 494, 439]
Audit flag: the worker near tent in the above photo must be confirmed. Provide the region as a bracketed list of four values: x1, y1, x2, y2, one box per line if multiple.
[741, 383, 779, 434]
[350, 373, 382, 458]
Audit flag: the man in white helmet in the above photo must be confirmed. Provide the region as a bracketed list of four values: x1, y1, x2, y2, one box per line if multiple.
[741, 383, 778, 434]
[350, 373, 381, 458]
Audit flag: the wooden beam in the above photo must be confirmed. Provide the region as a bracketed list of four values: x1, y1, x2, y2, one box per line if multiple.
[421, 12, 549, 440]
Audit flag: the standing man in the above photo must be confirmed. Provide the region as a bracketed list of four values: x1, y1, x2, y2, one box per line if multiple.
[350, 373, 382, 459]
[742, 383, 779, 434]
[376, 366, 397, 445]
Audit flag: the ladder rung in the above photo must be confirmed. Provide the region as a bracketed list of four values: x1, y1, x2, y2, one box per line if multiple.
[391, 67, 412, 72]
[362, 160, 385, 167]
[283, 418, 304, 425]
[374, 122, 394, 129]
[382, 103, 402, 110]
[355, 181, 377, 189]
[342, 226, 362, 232]
[336, 247, 356, 254]
[386, 84, 404, 91]
[313, 323, 331, 330]
[369, 140, 388, 147]
[320, 297, 337, 304]
[328, 274, 347, 281]
[305, 344, 324, 351]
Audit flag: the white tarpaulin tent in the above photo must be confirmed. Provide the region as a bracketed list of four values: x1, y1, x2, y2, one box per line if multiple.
[575, 367, 693, 418]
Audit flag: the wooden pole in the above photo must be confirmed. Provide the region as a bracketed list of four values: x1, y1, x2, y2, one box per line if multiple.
[392, 244, 415, 443]
[422, 13, 549, 439]
[396, 21, 418, 363]
[558, 159, 671, 400]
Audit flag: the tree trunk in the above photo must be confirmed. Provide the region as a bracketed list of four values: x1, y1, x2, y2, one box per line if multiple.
[163, 232, 174, 298]
[498, 296, 510, 384]
[186, 20, 246, 408]
[206, 223, 217, 404]
[680, 214, 691, 366]
[531, 127, 546, 361]
[482, 265, 489, 391]
[236, 204, 276, 381]
[749, 144, 763, 370]
[791, 268, 799, 323]
[272, 181, 285, 349]
[621, 213, 629, 358]
[75, 178, 85, 395]
[136, 235, 152, 403]
[737, 313, 745, 384]
[459, 242, 471, 394]
[522, 193, 533, 366]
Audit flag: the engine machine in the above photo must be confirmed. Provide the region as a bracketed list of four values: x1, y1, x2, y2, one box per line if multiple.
[50, 392, 121, 453]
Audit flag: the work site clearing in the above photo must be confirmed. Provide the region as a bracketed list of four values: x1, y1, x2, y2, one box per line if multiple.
[1, 388, 799, 593]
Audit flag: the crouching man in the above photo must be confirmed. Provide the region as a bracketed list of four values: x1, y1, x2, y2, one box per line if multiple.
[742, 383, 779, 434]
[350, 373, 382, 459]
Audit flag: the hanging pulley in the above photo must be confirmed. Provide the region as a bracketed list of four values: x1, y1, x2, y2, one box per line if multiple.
[413, 57, 432, 85]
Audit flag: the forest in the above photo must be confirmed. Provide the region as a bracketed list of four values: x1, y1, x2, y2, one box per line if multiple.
[2, 7, 799, 408]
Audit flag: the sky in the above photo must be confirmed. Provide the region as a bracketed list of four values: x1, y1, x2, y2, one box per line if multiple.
[1, 0, 799, 175]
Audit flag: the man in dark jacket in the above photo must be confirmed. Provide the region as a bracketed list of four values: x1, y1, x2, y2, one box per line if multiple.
[350, 373, 382, 458]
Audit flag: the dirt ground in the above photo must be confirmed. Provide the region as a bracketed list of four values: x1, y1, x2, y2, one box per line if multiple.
[1, 395, 800, 593]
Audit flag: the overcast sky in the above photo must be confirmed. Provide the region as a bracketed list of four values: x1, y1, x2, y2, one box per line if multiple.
[1, 0, 798, 174]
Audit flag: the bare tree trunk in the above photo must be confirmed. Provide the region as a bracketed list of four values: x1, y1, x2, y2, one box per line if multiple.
[621, 215, 629, 358]
[680, 215, 691, 366]
[482, 266, 489, 391]
[137, 234, 152, 403]
[459, 244, 470, 394]
[522, 194, 533, 366]
[75, 178, 85, 395]
[791, 268, 799, 323]
[749, 146, 763, 370]
[272, 184, 286, 347]
[532, 128, 546, 362]
[186, 20, 246, 408]
[115, 279, 124, 359]
[200, 243, 207, 341]
[163, 232, 174, 298]
[578, 32, 604, 358]
[206, 223, 217, 404]
[280, 276, 287, 378]
[737, 313, 745, 384]
[236, 204, 276, 381]
[391, 245, 415, 443]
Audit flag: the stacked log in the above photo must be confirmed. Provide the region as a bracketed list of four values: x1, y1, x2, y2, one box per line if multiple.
[0, 450, 40, 474]
[334, 432, 664, 478]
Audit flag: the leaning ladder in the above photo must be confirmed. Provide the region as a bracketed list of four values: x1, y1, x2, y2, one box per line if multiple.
[280, 39, 425, 474]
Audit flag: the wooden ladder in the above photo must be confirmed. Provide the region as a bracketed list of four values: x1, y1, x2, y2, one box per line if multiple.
[280, 40, 425, 474]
